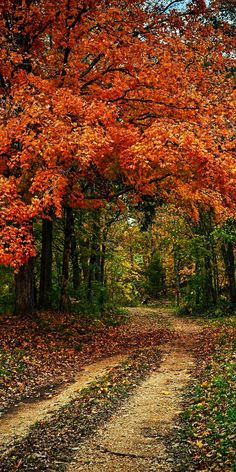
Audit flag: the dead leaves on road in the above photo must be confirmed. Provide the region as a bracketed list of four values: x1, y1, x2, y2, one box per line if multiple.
[0, 310, 174, 413]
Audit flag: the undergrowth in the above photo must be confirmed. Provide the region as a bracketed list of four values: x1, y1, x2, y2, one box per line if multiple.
[176, 320, 236, 471]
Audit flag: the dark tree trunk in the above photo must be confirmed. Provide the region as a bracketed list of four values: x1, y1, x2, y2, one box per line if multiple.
[174, 250, 180, 306]
[222, 242, 236, 304]
[87, 211, 101, 302]
[94, 245, 102, 283]
[79, 238, 90, 283]
[70, 211, 81, 291]
[204, 255, 217, 306]
[60, 207, 73, 311]
[87, 233, 97, 303]
[15, 258, 35, 316]
[212, 245, 219, 301]
[76, 211, 89, 284]
[101, 241, 106, 287]
[195, 260, 201, 306]
[201, 213, 218, 306]
[39, 218, 53, 309]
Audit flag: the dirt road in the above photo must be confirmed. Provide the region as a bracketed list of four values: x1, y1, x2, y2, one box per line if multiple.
[67, 307, 201, 471]
[0, 306, 202, 471]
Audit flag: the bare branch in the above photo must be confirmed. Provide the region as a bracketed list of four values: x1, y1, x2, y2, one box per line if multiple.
[80, 53, 105, 79]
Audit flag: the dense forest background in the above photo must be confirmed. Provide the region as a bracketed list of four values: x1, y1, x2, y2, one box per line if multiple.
[1, 205, 236, 317]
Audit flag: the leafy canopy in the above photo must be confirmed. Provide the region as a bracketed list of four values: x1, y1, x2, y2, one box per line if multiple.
[0, 0, 235, 267]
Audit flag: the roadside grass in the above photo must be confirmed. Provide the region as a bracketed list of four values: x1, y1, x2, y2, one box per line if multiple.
[177, 319, 236, 471]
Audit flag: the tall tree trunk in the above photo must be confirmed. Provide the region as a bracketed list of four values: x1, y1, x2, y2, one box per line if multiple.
[15, 258, 35, 316]
[195, 260, 201, 306]
[212, 245, 219, 302]
[101, 241, 106, 287]
[222, 242, 236, 304]
[60, 207, 73, 311]
[80, 239, 90, 283]
[70, 211, 81, 291]
[87, 232, 97, 303]
[39, 218, 53, 309]
[204, 255, 217, 306]
[174, 249, 180, 306]
[87, 211, 101, 302]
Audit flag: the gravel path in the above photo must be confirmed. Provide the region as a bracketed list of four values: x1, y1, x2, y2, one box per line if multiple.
[0, 355, 126, 452]
[67, 307, 201, 472]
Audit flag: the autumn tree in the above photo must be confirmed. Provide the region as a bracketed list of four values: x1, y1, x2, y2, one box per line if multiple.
[0, 0, 235, 314]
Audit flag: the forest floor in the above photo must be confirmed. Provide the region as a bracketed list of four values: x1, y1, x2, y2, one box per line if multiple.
[0, 305, 235, 471]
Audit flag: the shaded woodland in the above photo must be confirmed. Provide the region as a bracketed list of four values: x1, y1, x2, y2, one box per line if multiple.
[1, 206, 236, 317]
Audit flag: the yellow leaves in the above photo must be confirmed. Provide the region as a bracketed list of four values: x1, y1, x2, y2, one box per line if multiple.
[196, 440, 204, 448]
[201, 381, 209, 388]
[160, 390, 172, 395]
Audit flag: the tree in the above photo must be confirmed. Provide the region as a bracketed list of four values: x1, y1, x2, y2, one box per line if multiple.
[0, 0, 235, 313]
[217, 219, 236, 305]
[39, 218, 53, 308]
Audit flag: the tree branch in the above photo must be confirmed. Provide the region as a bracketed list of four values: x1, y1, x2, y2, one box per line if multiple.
[85, 173, 172, 202]
[160, 0, 185, 13]
[110, 95, 198, 111]
[80, 53, 105, 79]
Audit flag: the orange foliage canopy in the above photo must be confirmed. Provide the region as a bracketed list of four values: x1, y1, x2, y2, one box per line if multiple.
[0, 0, 235, 267]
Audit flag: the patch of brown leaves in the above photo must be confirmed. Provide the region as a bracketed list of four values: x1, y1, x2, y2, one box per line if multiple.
[0, 310, 174, 414]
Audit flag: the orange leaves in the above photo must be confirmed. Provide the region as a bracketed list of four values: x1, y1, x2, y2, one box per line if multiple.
[0, 177, 36, 268]
[123, 115, 236, 219]
[0, 0, 235, 268]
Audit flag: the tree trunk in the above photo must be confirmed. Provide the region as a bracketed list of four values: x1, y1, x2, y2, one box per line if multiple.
[211, 245, 219, 302]
[15, 258, 35, 316]
[60, 207, 73, 311]
[195, 260, 201, 306]
[79, 237, 90, 283]
[87, 233, 97, 303]
[222, 242, 236, 304]
[101, 241, 106, 287]
[87, 211, 101, 302]
[39, 218, 53, 309]
[174, 250, 180, 306]
[204, 255, 217, 306]
[70, 211, 81, 291]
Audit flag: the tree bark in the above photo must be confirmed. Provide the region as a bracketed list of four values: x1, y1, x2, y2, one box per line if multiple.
[60, 207, 73, 311]
[211, 244, 219, 302]
[87, 232, 97, 303]
[87, 211, 101, 302]
[101, 241, 106, 287]
[39, 218, 53, 309]
[222, 242, 236, 304]
[204, 254, 217, 306]
[15, 258, 35, 316]
[70, 211, 81, 291]
[174, 249, 180, 306]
